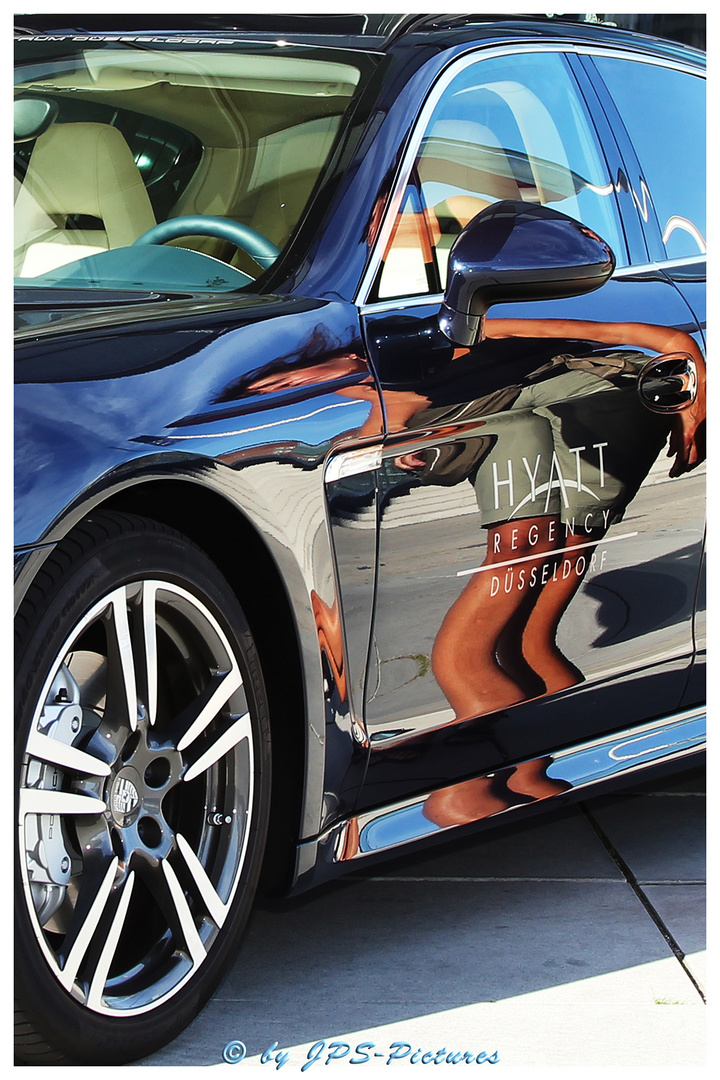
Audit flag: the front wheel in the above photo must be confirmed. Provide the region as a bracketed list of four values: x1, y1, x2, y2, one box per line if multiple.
[15, 512, 271, 1063]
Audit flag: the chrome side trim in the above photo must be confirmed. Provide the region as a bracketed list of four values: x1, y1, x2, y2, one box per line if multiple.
[303, 707, 705, 872]
[359, 294, 444, 317]
[358, 253, 707, 318]
[613, 255, 707, 278]
[356, 42, 606, 306]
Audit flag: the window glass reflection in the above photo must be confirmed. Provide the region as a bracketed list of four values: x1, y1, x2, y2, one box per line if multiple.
[594, 58, 706, 260]
[377, 51, 625, 299]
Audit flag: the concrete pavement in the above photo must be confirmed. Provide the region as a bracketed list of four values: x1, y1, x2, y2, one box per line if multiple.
[137, 764, 706, 1069]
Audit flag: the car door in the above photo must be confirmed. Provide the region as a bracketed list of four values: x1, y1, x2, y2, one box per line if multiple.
[583, 51, 707, 712]
[356, 45, 706, 809]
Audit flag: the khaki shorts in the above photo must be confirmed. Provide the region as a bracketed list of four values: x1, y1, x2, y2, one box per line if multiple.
[472, 369, 670, 528]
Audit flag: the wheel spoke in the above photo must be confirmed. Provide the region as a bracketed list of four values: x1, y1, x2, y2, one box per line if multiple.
[160, 860, 206, 967]
[17, 545, 263, 1029]
[176, 667, 243, 752]
[25, 728, 111, 778]
[105, 587, 139, 733]
[57, 856, 119, 991]
[140, 581, 159, 726]
[86, 871, 136, 1011]
[175, 833, 229, 928]
[20, 789, 106, 816]
[182, 710, 252, 783]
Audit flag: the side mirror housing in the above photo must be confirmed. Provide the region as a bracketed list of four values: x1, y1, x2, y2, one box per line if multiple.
[439, 200, 615, 346]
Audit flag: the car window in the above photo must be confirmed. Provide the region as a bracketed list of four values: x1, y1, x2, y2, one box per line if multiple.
[592, 57, 706, 260]
[13, 40, 368, 291]
[374, 51, 626, 301]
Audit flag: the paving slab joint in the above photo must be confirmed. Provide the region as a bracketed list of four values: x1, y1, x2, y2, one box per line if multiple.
[579, 802, 706, 1004]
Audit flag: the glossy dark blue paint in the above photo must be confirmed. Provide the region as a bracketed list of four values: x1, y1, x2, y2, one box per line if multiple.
[438, 201, 615, 344]
[13, 16, 706, 1065]
[16, 292, 385, 836]
[14, 17, 706, 869]
[359, 270, 705, 809]
[16, 297, 373, 538]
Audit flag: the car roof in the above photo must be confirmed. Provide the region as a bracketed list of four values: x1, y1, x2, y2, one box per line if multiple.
[13, 12, 705, 66]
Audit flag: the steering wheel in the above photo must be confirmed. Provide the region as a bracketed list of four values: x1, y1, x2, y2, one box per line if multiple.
[134, 215, 280, 271]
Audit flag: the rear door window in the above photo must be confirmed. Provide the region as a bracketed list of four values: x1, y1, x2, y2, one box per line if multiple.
[592, 57, 706, 260]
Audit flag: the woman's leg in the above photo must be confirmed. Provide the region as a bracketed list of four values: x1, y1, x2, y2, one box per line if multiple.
[505, 756, 572, 799]
[431, 516, 559, 719]
[521, 529, 602, 693]
[423, 775, 511, 827]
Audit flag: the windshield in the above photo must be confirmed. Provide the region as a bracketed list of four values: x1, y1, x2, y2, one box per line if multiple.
[14, 35, 371, 295]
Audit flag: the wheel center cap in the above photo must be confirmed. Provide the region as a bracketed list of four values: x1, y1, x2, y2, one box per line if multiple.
[109, 767, 142, 826]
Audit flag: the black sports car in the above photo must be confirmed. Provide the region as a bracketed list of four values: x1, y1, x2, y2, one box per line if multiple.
[14, 13, 706, 1064]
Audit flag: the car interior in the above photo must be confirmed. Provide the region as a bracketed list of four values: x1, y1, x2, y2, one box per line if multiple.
[13, 47, 360, 283]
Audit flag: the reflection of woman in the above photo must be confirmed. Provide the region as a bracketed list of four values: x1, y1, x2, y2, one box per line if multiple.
[244, 347, 431, 709]
[422, 317, 705, 823]
[431, 317, 705, 727]
[423, 756, 568, 828]
[245, 317, 705, 776]
[485, 317, 706, 475]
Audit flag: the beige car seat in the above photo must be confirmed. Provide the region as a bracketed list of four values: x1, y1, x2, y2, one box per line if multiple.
[376, 120, 527, 298]
[246, 117, 341, 248]
[419, 119, 528, 221]
[14, 122, 156, 276]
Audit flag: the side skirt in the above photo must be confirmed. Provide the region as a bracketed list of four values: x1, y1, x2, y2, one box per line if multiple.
[292, 706, 705, 891]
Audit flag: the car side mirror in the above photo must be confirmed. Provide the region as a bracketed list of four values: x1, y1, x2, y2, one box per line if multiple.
[439, 200, 615, 346]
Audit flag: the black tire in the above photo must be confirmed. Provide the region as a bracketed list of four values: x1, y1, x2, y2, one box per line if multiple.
[15, 511, 271, 1064]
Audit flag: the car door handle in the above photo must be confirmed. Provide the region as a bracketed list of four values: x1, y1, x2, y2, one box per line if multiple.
[637, 351, 698, 412]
